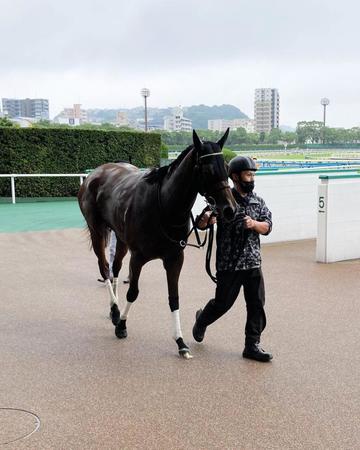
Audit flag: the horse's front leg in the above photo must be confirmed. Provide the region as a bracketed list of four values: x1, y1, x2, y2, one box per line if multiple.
[163, 252, 192, 359]
[108, 238, 128, 325]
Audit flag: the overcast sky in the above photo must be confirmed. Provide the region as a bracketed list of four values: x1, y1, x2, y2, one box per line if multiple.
[1, 0, 359, 128]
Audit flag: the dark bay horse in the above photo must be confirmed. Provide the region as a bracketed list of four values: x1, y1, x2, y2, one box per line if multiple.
[78, 129, 236, 358]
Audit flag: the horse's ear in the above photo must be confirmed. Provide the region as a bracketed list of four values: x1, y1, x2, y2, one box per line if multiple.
[217, 127, 230, 149]
[193, 129, 202, 150]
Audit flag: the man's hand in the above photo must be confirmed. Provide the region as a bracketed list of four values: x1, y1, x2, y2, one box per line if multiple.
[244, 216, 270, 235]
[197, 210, 217, 230]
[243, 215, 256, 229]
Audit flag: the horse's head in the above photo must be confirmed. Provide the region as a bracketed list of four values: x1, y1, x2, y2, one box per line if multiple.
[193, 128, 236, 221]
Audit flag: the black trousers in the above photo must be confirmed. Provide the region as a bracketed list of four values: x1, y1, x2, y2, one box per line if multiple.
[198, 268, 267, 345]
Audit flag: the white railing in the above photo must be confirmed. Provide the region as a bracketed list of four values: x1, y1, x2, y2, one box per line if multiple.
[0, 174, 88, 204]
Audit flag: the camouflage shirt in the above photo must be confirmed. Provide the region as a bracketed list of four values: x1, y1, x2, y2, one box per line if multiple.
[216, 188, 272, 272]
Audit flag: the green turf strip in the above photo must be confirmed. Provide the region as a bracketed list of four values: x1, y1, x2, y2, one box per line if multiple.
[0, 200, 86, 233]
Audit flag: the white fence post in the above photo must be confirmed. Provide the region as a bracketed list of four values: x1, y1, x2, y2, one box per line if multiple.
[11, 176, 16, 204]
[316, 174, 360, 262]
[0, 174, 88, 204]
[316, 178, 328, 262]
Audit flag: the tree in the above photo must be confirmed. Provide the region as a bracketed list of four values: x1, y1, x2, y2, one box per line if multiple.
[0, 117, 15, 127]
[247, 132, 260, 144]
[160, 142, 168, 159]
[33, 119, 53, 128]
[281, 131, 297, 144]
[265, 128, 282, 144]
[296, 121, 323, 144]
[227, 127, 248, 145]
[222, 148, 236, 162]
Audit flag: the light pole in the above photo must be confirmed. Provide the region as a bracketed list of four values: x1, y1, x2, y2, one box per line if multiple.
[320, 98, 330, 127]
[140, 88, 150, 132]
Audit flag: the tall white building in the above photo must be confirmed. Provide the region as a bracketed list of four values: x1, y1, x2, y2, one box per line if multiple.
[164, 107, 192, 132]
[208, 118, 255, 133]
[254, 88, 280, 133]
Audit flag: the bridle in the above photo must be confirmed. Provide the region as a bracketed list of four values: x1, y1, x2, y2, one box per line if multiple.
[196, 151, 231, 205]
[156, 149, 230, 249]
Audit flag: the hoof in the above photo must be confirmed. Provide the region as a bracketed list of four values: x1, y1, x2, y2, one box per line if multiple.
[115, 327, 128, 339]
[179, 349, 193, 359]
[110, 304, 120, 325]
[115, 319, 127, 339]
[176, 338, 192, 359]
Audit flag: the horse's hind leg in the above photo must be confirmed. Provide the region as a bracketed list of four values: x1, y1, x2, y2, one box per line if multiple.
[109, 238, 128, 326]
[163, 253, 192, 359]
[89, 228, 120, 324]
[89, 228, 110, 281]
[115, 252, 144, 339]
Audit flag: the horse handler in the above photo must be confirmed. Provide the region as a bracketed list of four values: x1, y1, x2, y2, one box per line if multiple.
[193, 156, 273, 362]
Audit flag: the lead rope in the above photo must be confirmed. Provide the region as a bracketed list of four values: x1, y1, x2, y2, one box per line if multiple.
[205, 221, 217, 284]
[156, 177, 218, 282]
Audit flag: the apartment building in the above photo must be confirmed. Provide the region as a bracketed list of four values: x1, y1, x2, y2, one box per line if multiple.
[208, 118, 255, 133]
[254, 88, 280, 133]
[1, 98, 49, 120]
[164, 107, 192, 132]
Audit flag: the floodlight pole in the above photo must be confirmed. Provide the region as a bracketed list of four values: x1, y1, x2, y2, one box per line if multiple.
[140, 88, 150, 132]
[320, 98, 330, 127]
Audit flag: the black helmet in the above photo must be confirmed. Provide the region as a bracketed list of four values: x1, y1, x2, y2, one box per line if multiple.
[228, 156, 257, 177]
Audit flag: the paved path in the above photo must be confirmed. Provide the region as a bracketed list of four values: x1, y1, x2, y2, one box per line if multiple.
[0, 230, 359, 449]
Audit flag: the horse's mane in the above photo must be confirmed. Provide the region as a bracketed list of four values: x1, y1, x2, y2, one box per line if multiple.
[143, 144, 194, 184]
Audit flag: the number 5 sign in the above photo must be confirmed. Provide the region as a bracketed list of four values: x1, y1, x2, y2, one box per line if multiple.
[318, 195, 326, 213]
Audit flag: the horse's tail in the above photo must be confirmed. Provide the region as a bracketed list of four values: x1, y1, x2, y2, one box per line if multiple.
[78, 174, 110, 249]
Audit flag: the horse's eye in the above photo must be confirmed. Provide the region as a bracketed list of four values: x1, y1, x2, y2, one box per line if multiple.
[203, 165, 215, 176]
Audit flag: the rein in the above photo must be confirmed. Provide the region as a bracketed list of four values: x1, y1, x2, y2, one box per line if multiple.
[156, 182, 209, 249]
[205, 223, 217, 283]
[156, 150, 228, 283]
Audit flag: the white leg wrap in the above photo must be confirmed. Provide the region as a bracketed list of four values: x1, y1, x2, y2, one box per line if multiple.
[120, 301, 132, 321]
[105, 279, 118, 307]
[172, 310, 183, 341]
[112, 277, 119, 299]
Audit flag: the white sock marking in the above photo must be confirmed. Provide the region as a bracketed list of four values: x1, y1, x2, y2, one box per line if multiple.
[112, 277, 119, 299]
[120, 301, 132, 321]
[172, 310, 183, 341]
[105, 279, 118, 307]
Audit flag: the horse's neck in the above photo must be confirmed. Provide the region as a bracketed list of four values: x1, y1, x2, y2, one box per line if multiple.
[160, 154, 198, 219]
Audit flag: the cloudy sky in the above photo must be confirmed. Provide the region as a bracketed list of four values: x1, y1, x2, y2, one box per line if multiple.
[1, 0, 359, 128]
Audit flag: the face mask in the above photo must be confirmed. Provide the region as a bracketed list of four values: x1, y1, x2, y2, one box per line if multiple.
[239, 180, 254, 193]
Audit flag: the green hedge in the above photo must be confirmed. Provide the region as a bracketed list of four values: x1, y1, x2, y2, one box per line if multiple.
[0, 128, 161, 197]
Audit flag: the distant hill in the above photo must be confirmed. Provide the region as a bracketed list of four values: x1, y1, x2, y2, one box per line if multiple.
[87, 104, 249, 130]
[280, 124, 296, 132]
[184, 104, 248, 129]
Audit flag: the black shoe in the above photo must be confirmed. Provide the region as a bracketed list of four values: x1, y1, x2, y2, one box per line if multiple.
[243, 343, 273, 362]
[192, 309, 207, 342]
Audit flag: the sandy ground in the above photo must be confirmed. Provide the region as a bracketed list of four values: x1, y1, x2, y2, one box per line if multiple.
[0, 229, 359, 449]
